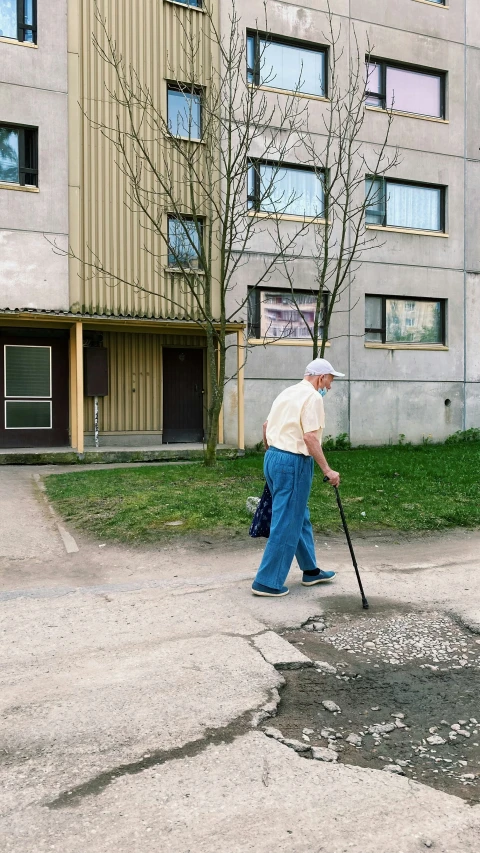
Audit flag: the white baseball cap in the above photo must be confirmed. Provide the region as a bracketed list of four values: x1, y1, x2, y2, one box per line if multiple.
[305, 358, 345, 377]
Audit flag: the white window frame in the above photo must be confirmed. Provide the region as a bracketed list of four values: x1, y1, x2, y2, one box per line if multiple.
[5, 400, 52, 430]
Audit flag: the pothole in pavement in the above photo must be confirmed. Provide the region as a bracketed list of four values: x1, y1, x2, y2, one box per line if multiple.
[267, 604, 480, 804]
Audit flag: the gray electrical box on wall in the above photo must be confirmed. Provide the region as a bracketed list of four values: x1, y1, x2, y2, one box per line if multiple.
[84, 348, 109, 397]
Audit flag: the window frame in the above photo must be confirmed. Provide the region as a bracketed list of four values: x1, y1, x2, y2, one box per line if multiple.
[365, 295, 446, 346]
[167, 82, 203, 141]
[246, 30, 328, 99]
[166, 214, 204, 270]
[247, 158, 325, 219]
[16, 0, 37, 43]
[0, 123, 38, 187]
[248, 287, 328, 342]
[366, 57, 446, 120]
[165, 0, 203, 9]
[365, 176, 446, 233]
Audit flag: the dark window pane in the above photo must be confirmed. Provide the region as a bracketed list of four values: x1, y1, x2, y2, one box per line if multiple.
[168, 218, 201, 267]
[247, 35, 255, 84]
[365, 178, 385, 225]
[386, 299, 442, 343]
[24, 0, 34, 25]
[0, 1, 16, 39]
[5, 346, 51, 397]
[6, 401, 51, 429]
[170, 0, 202, 6]
[259, 164, 324, 217]
[0, 127, 19, 183]
[386, 67, 442, 118]
[387, 183, 442, 231]
[258, 39, 325, 96]
[366, 62, 383, 106]
[168, 89, 201, 139]
[365, 295, 382, 330]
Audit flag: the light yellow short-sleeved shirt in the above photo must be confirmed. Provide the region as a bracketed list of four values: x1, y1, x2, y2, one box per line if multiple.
[266, 379, 325, 456]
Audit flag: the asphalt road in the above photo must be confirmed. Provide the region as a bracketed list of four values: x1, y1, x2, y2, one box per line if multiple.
[1, 465, 480, 852]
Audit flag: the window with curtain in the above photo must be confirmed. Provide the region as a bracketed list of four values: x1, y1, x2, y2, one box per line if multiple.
[365, 178, 444, 232]
[366, 59, 444, 119]
[248, 161, 324, 218]
[248, 289, 327, 340]
[247, 32, 326, 97]
[167, 85, 202, 140]
[365, 296, 445, 344]
[0, 1, 36, 43]
[167, 216, 203, 268]
[0, 125, 38, 186]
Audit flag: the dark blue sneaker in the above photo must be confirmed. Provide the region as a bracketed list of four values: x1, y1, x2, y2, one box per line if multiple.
[301, 569, 336, 586]
[252, 581, 289, 597]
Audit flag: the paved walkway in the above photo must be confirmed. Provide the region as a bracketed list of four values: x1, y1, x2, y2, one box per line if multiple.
[1, 465, 479, 852]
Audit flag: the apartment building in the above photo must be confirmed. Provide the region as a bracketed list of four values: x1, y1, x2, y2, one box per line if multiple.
[0, 0, 478, 452]
[225, 0, 480, 446]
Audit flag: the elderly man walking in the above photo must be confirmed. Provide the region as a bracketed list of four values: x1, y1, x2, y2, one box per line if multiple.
[252, 358, 344, 597]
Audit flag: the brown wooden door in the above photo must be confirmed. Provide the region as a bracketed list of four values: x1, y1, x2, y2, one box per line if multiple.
[0, 333, 69, 448]
[162, 348, 204, 443]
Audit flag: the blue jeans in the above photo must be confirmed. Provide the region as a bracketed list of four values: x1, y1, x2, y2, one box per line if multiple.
[254, 447, 317, 590]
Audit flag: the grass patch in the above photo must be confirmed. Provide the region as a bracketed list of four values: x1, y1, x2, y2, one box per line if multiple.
[44, 443, 480, 544]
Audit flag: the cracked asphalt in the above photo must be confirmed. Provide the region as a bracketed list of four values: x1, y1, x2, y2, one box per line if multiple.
[1, 464, 480, 852]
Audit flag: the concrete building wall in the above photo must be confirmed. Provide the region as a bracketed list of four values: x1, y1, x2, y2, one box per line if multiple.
[223, 0, 480, 448]
[0, 1, 69, 312]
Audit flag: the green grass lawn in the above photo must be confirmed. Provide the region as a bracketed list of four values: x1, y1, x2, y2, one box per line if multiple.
[44, 443, 480, 544]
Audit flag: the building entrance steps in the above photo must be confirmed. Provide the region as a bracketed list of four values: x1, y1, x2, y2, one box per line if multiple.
[0, 444, 240, 466]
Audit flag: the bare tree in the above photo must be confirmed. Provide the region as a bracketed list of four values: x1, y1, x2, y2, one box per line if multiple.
[272, 6, 400, 358]
[68, 1, 326, 466]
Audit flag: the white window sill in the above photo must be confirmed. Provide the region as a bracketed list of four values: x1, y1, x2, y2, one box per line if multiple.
[0, 182, 39, 193]
[165, 267, 204, 275]
[0, 36, 37, 48]
[248, 338, 330, 347]
[248, 83, 329, 103]
[247, 210, 326, 224]
[411, 0, 448, 8]
[366, 105, 448, 125]
[365, 342, 448, 351]
[366, 224, 448, 238]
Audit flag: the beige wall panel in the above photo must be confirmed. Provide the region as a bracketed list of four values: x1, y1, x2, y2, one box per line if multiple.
[69, 0, 217, 319]
[84, 330, 206, 433]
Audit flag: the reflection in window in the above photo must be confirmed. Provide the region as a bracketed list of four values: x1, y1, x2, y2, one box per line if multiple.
[247, 33, 326, 97]
[0, 0, 36, 43]
[366, 178, 443, 232]
[167, 86, 202, 139]
[365, 296, 444, 344]
[0, 127, 19, 183]
[366, 60, 444, 119]
[248, 162, 324, 218]
[167, 216, 202, 268]
[248, 289, 327, 340]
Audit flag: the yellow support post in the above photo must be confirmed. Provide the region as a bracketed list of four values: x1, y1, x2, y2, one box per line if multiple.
[217, 340, 224, 445]
[237, 329, 245, 451]
[71, 320, 84, 453]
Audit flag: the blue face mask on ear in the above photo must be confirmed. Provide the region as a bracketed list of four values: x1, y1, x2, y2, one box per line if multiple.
[318, 388, 327, 398]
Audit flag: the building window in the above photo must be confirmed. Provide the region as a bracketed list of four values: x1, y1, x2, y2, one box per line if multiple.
[247, 32, 326, 97]
[167, 216, 203, 268]
[0, 124, 38, 187]
[4, 345, 52, 429]
[167, 84, 202, 140]
[248, 161, 324, 218]
[366, 59, 445, 119]
[0, 1, 36, 43]
[248, 289, 327, 340]
[365, 296, 445, 345]
[166, 0, 202, 6]
[365, 178, 444, 232]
